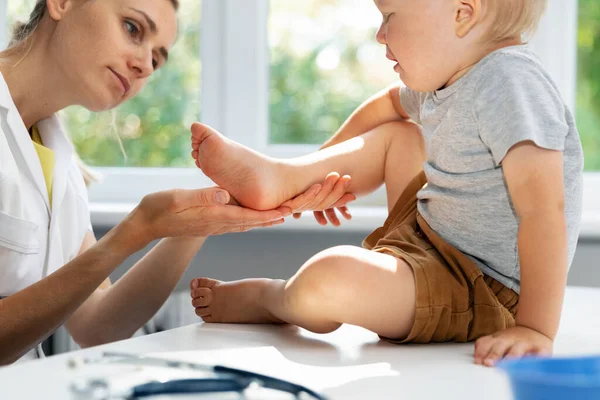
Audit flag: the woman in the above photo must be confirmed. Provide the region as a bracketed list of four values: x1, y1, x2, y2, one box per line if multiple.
[0, 0, 352, 364]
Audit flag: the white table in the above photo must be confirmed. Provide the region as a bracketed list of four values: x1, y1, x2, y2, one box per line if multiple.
[1, 286, 600, 399]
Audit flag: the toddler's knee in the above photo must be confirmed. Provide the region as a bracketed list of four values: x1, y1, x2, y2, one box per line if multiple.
[285, 246, 356, 310]
[303, 245, 356, 282]
[381, 120, 421, 136]
[380, 120, 425, 161]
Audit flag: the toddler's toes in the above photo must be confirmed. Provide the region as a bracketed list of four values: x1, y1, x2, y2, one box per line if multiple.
[195, 306, 211, 318]
[191, 288, 213, 308]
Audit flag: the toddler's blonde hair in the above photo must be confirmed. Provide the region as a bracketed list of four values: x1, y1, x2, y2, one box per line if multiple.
[483, 0, 548, 42]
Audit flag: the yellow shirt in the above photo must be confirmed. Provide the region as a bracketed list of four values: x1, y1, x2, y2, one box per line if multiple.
[30, 125, 55, 208]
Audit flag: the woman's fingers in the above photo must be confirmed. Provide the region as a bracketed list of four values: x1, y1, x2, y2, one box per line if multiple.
[280, 184, 322, 213]
[297, 172, 341, 212]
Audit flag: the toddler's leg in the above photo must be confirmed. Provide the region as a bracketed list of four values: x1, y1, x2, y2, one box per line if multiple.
[192, 245, 416, 339]
[191, 120, 425, 211]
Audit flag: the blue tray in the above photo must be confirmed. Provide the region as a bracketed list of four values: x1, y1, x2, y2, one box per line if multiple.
[498, 355, 600, 400]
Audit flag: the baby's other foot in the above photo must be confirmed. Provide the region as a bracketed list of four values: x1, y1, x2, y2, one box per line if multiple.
[190, 277, 284, 324]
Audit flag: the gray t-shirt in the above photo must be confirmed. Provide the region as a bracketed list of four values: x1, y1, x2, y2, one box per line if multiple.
[401, 45, 583, 293]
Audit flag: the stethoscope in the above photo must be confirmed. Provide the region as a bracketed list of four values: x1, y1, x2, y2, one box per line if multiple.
[69, 351, 328, 399]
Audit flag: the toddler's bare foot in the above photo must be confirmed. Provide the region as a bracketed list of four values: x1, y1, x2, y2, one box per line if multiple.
[191, 277, 285, 324]
[191, 123, 303, 210]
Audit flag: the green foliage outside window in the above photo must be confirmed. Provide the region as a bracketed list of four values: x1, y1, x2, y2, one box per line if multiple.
[268, 0, 398, 144]
[577, 0, 600, 170]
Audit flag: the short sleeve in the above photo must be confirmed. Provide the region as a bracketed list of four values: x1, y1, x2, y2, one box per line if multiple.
[472, 55, 569, 166]
[400, 85, 425, 125]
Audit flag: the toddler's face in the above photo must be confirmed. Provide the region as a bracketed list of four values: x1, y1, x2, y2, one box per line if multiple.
[374, 0, 481, 92]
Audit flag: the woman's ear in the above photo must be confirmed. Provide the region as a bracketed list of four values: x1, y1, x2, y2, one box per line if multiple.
[455, 0, 482, 38]
[46, 0, 75, 21]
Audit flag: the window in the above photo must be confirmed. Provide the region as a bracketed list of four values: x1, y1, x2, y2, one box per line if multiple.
[268, 0, 397, 145]
[2, 0, 597, 227]
[577, 0, 600, 171]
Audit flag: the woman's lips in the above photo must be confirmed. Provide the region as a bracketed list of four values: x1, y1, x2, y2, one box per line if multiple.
[109, 68, 131, 96]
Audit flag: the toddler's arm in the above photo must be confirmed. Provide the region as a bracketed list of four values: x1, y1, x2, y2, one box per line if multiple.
[321, 82, 408, 149]
[474, 142, 567, 366]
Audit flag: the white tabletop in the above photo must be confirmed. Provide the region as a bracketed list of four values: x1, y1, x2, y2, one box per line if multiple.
[2, 286, 600, 400]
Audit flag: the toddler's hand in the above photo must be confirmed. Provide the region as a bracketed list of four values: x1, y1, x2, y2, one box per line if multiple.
[474, 326, 553, 367]
[282, 172, 356, 226]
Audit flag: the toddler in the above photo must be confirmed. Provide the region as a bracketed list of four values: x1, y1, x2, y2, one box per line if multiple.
[189, 0, 582, 367]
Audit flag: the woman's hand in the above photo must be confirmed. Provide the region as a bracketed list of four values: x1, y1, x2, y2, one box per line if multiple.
[281, 172, 356, 226]
[127, 187, 291, 248]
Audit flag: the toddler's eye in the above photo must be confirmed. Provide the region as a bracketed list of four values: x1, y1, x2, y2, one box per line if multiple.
[383, 13, 393, 23]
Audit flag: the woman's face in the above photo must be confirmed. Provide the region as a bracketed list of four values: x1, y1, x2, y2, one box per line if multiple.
[49, 0, 178, 111]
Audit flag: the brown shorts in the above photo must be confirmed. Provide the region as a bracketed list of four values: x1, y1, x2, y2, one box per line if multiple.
[363, 171, 519, 344]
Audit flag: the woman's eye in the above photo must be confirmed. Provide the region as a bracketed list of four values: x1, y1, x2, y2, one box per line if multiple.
[125, 21, 141, 38]
[152, 59, 158, 69]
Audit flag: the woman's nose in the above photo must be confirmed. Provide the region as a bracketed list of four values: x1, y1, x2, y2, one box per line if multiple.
[128, 50, 153, 78]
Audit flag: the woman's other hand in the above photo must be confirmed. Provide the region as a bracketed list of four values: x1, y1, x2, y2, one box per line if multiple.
[127, 187, 291, 248]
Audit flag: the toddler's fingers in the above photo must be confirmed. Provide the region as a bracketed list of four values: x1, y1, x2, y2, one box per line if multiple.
[484, 340, 512, 367]
[532, 345, 552, 357]
[313, 211, 328, 225]
[505, 342, 530, 359]
[474, 335, 493, 364]
[338, 206, 352, 220]
[325, 208, 341, 226]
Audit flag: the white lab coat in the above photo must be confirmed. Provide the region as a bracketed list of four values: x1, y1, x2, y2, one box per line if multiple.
[0, 73, 92, 360]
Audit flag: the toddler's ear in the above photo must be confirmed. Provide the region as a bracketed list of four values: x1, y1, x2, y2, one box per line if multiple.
[455, 0, 482, 38]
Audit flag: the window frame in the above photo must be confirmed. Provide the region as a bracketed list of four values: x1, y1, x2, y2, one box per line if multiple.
[2, 0, 599, 235]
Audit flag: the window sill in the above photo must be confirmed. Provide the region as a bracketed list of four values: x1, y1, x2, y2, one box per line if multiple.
[89, 203, 387, 232]
[90, 202, 600, 239]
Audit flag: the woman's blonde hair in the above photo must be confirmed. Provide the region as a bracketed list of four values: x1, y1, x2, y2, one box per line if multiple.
[483, 0, 548, 43]
[10, 0, 180, 48]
